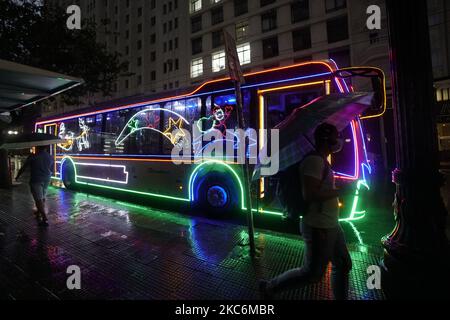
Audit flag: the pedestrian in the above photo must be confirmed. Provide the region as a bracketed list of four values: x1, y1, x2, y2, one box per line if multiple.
[15, 145, 53, 227]
[260, 123, 354, 300]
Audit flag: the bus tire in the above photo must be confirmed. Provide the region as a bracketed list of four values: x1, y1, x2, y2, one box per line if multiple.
[61, 161, 76, 190]
[196, 175, 238, 217]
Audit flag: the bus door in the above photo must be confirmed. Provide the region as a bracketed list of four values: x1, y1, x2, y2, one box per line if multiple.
[256, 81, 329, 210]
[43, 123, 58, 178]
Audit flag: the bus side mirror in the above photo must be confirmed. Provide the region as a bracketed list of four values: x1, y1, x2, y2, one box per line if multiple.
[333, 67, 386, 119]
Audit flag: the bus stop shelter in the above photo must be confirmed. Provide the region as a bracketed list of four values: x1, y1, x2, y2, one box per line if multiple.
[0, 59, 83, 188]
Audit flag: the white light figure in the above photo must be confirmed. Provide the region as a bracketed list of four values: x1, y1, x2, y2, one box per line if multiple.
[76, 118, 90, 151]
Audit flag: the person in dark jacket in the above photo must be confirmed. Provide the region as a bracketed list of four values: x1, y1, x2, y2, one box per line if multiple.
[16, 145, 54, 226]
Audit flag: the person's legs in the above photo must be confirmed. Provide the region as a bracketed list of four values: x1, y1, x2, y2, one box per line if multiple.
[265, 222, 337, 295]
[330, 225, 352, 300]
[29, 183, 48, 225]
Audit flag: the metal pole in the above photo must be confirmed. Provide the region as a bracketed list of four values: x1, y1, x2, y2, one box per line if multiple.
[234, 80, 256, 256]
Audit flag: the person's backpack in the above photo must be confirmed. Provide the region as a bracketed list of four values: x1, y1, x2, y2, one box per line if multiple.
[276, 152, 329, 221]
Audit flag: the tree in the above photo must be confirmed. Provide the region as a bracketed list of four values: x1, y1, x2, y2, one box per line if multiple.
[0, 0, 128, 105]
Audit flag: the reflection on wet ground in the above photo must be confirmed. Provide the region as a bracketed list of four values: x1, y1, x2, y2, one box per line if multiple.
[0, 181, 391, 300]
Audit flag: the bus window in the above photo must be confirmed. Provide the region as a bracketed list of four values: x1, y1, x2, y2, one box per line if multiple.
[107, 105, 163, 155]
[267, 87, 324, 129]
[162, 98, 201, 155]
[57, 115, 101, 154]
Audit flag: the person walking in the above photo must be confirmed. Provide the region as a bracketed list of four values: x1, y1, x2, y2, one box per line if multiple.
[260, 123, 354, 300]
[16, 145, 54, 227]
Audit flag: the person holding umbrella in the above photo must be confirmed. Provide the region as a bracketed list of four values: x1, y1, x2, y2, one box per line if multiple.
[260, 122, 356, 300]
[15, 145, 54, 227]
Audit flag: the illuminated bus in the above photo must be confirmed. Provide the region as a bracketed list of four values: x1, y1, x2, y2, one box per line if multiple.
[35, 60, 384, 222]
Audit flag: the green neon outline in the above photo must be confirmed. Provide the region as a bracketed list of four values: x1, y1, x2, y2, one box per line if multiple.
[55, 157, 368, 222]
[188, 160, 246, 210]
[60, 156, 190, 202]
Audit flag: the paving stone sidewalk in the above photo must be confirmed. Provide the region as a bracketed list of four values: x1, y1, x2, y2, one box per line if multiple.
[0, 183, 386, 300]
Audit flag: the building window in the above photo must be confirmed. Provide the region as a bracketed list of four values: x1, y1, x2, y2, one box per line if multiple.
[150, 34, 156, 44]
[234, 0, 248, 17]
[292, 27, 311, 51]
[237, 43, 251, 65]
[169, 21, 173, 31]
[169, 2, 172, 12]
[369, 32, 380, 44]
[137, 57, 142, 66]
[261, 10, 277, 33]
[192, 37, 202, 55]
[212, 30, 224, 48]
[175, 59, 179, 70]
[212, 50, 226, 72]
[191, 58, 203, 78]
[174, 18, 178, 29]
[151, 0, 156, 9]
[163, 4, 167, 14]
[126, 14, 129, 23]
[169, 40, 173, 50]
[138, 7, 142, 17]
[236, 21, 249, 41]
[125, 79, 129, 89]
[138, 75, 142, 86]
[164, 42, 167, 52]
[138, 23, 142, 33]
[175, 37, 178, 49]
[262, 36, 279, 59]
[190, 0, 202, 13]
[325, 0, 346, 12]
[260, 0, 276, 7]
[191, 15, 202, 33]
[151, 71, 156, 81]
[329, 47, 350, 68]
[211, 6, 224, 25]
[327, 15, 348, 43]
[291, 0, 309, 23]
[174, 0, 178, 9]
[137, 40, 142, 50]
[151, 51, 156, 61]
[163, 23, 167, 33]
[125, 46, 129, 54]
[164, 84, 167, 90]
[125, 30, 129, 39]
[151, 16, 156, 26]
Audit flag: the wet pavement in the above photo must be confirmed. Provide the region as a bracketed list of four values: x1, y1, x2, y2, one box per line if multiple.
[0, 176, 398, 300]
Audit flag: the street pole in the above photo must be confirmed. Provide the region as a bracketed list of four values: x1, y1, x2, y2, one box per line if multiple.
[382, 0, 450, 298]
[234, 80, 256, 257]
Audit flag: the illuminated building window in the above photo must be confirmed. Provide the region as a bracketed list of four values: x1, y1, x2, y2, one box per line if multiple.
[237, 43, 251, 65]
[191, 58, 203, 78]
[236, 21, 249, 41]
[436, 89, 442, 102]
[190, 0, 202, 13]
[212, 50, 226, 72]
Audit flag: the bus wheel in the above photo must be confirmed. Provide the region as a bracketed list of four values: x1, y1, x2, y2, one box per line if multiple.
[197, 177, 238, 216]
[62, 161, 76, 190]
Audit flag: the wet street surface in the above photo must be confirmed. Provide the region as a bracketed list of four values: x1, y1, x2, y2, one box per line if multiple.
[0, 179, 396, 300]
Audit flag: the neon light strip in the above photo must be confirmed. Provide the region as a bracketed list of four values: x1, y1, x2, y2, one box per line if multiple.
[334, 120, 360, 180]
[60, 156, 190, 202]
[36, 60, 338, 125]
[188, 160, 246, 210]
[55, 160, 129, 184]
[337, 66, 387, 120]
[55, 155, 239, 165]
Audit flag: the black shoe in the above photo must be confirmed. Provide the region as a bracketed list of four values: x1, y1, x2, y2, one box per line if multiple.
[259, 280, 274, 300]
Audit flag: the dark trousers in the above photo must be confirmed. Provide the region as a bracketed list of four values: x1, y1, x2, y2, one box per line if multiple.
[267, 221, 352, 300]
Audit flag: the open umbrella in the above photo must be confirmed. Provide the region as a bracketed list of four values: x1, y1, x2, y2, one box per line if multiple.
[0, 132, 66, 149]
[253, 92, 373, 179]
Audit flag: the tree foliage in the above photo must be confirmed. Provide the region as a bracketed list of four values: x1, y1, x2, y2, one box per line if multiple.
[0, 0, 128, 105]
